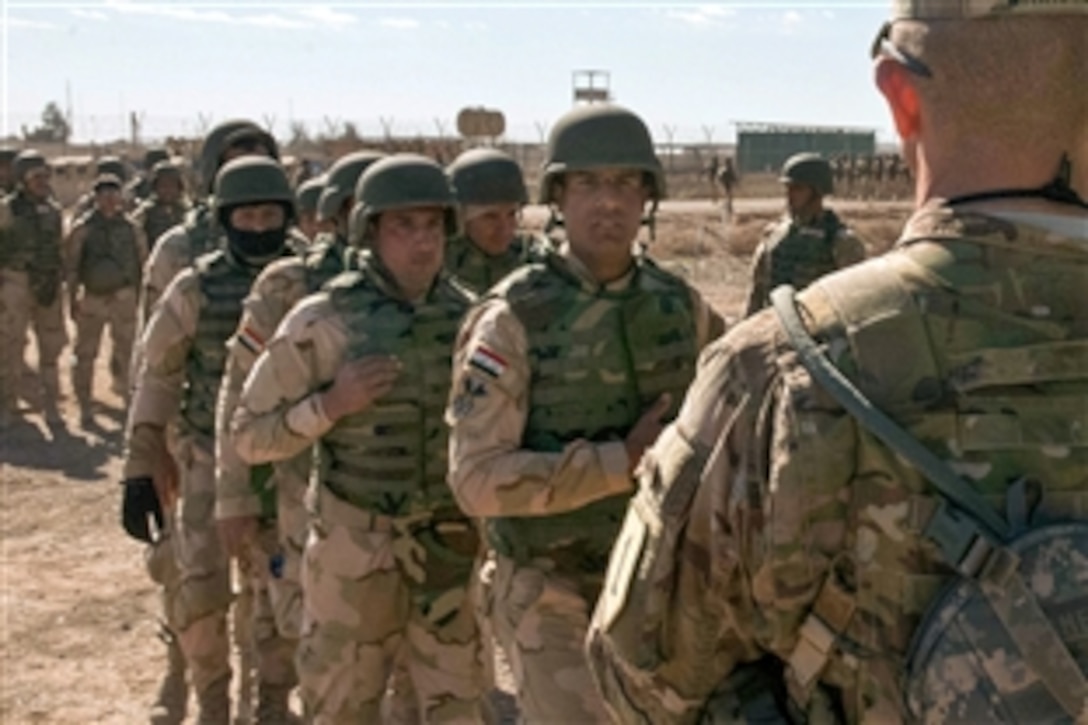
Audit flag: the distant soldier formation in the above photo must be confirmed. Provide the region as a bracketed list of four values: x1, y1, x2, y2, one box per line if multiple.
[2, 2, 1086, 722]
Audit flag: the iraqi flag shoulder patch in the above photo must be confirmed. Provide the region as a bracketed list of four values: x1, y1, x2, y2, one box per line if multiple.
[469, 345, 507, 378]
[237, 325, 266, 356]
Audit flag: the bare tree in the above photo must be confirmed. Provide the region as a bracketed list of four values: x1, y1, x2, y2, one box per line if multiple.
[379, 116, 395, 141]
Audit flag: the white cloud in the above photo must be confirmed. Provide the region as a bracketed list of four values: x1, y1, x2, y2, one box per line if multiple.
[70, 9, 109, 22]
[0, 16, 57, 30]
[783, 10, 803, 25]
[296, 5, 357, 29]
[243, 13, 310, 30]
[380, 17, 420, 30]
[462, 20, 487, 31]
[665, 5, 737, 27]
[101, 2, 233, 24]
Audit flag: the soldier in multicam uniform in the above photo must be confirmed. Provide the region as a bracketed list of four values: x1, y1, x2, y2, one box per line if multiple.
[0, 150, 67, 427]
[744, 152, 866, 316]
[445, 104, 725, 723]
[64, 173, 148, 424]
[587, 1, 1088, 723]
[212, 149, 384, 722]
[232, 154, 484, 723]
[294, 174, 326, 243]
[131, 161, 191, 253]
[444, 147, 550, 293]
[122, 157, 298, 724]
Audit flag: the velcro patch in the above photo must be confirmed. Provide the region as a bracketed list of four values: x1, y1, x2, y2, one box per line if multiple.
[469, 345, 507, 378]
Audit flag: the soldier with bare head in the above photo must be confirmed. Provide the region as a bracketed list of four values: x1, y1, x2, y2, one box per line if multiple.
[445, 104, 725, 723]
[588, 1, 1088, 722]
[744, 152, 866, 316]
[232, 154, 485, 722]
[65, 173, 149, 425]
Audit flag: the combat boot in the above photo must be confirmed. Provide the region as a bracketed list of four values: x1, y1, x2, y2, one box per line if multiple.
[255, 682, 293, 725]
[195, 674, 231, 725]
[149, 631, 189, 725]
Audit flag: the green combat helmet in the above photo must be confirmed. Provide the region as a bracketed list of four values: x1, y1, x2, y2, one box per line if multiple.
[213, 157, 295, 217]
[296, 175, 325, 218]
[539, 103, 666, 205]
[317, 150, 386, 223]
[143, 147, 170, 170]
[149, 160, 184, 188]
[0, 147, 18, 165]
[96, 155, 128, 183]
[13, 149, 48, 183]
[348, 154, 457, 247]
[779, 153, 834, 196]
[196, 119, 275, 195]
[447, 148, 528, 206]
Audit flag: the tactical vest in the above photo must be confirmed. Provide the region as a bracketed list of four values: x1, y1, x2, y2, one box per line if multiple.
[317, 259, 473, 517]
[1, 192, 62, 273]
[179, 250, 264, 438]
[77, 211, 143, 295]
[488, 253, 700, 563]
[0, 192, 63, 305]
[182, 203, 217, 265]
[444, 231, 549, 293]
[138, 197, 188, 251]
[779, 210, 1088, 722]
[766, 210, 843, 293]
[302, 232, 349, 292]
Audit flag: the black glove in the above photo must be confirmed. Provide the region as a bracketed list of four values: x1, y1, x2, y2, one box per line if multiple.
[121, 477, 164, 544]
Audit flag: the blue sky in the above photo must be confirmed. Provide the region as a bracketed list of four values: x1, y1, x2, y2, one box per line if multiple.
[2, 1, 895, 145]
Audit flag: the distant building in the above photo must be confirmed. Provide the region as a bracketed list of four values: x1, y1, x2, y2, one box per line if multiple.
[735, 122, 875, 174]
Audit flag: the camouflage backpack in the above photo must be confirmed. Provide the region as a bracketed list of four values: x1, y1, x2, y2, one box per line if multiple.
[772, 285, 1088, 723]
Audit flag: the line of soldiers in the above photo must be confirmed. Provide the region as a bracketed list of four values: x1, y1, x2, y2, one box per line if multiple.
[5, 1, 1086, 722]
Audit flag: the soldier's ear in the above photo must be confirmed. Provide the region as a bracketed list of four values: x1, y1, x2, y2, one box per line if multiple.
[875, 57, 921, 142]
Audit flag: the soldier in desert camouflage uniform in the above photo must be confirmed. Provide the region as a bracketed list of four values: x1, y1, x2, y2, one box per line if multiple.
[294, 174, 326, 243]
[126, 147, 172, 209]
[446, 104, 724, 723]
[0, 150, 67, 427]
[232, 154, 484, 723]
[744, 152, 866, 316]
[122, 119, 281, 725]
[72, 156, 128, 222]
[213, 149, 384, 722]
[123, 157, 297, 724]
[131, 161, 191, 253]
[64, 173, 148, 423]
[587, 2, 1088, 722]
[444, 147, 550, 293]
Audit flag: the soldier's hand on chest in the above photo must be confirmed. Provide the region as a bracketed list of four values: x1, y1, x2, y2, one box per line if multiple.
[320, 354, 403, 422]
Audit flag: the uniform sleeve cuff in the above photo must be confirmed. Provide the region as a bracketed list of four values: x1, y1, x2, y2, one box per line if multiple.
[284, 393, 335, 441]
[600, 441, 635, 495]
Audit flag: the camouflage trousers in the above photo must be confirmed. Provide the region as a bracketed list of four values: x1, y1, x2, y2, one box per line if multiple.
[297, 483, 484, 723]
[241, 526, 300, 688]
[72, 287, 137, 405]
[171, 434, 233, 696]
[270, 460, 309, 641]
[0, 269, 65, 414]
[145, 506, 186, 634]
[491, 554, 611, 723]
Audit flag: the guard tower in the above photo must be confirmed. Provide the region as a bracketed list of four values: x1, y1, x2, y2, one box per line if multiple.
[572, 70, 611, 104]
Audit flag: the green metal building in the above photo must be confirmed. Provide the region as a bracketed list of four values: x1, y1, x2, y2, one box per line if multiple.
[735, 122, 875, 174]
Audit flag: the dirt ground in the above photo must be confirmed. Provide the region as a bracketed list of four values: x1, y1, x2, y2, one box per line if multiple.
[0, 199, 912, 723]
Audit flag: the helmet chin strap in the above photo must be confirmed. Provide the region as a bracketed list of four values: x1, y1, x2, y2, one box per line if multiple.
[948, 154, 1088, 210]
